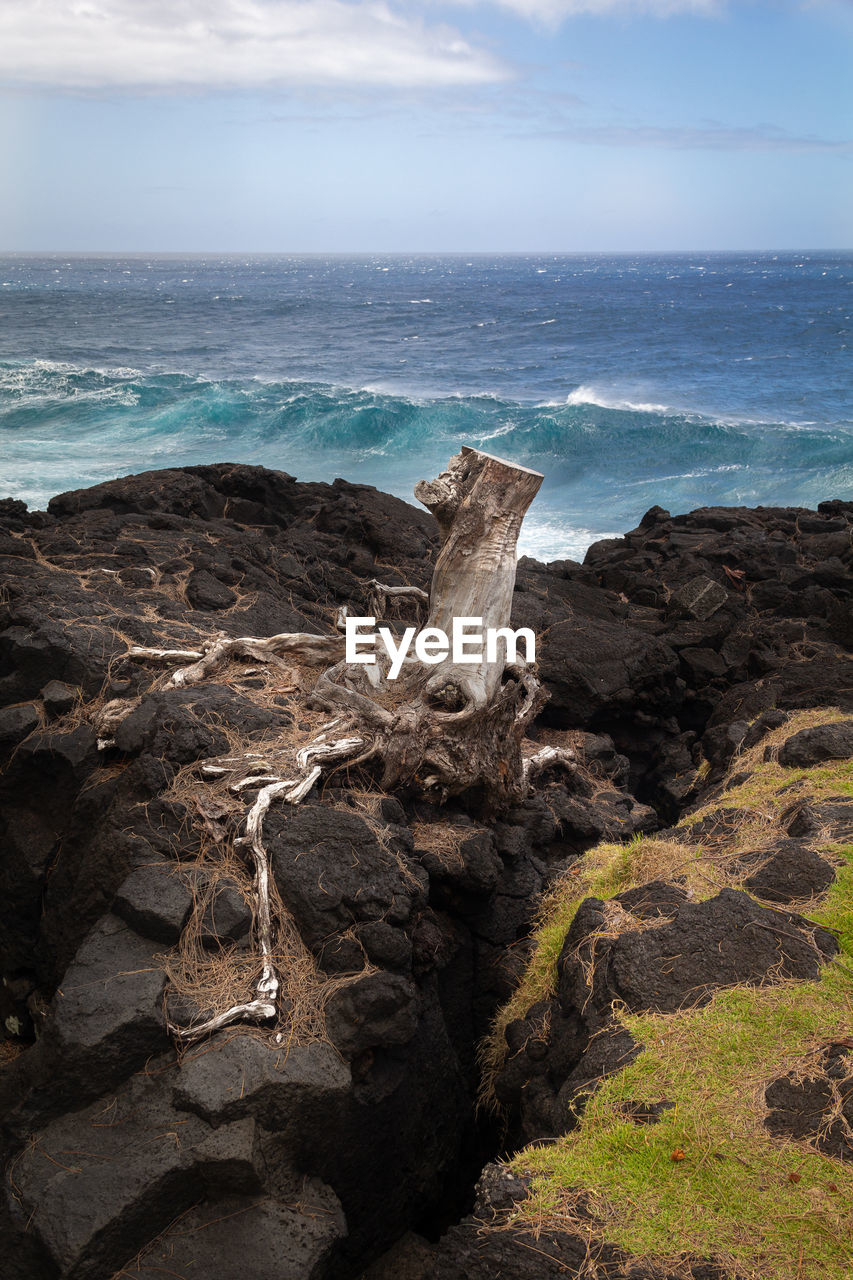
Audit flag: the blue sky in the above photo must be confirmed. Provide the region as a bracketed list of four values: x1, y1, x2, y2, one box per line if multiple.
[1, 0, 851, 250]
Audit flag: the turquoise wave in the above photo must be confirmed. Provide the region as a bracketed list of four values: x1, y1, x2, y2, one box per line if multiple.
[1, 361, 851, 561]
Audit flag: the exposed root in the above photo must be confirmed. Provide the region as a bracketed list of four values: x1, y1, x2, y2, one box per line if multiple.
[523, 744, 577, 786]
[161, 846, 335, 1049]
[173, 995, 278, 1041]
[171, 730, 367, 1042]
[129, 629, 344, 689]
[95, 695, 141, 748]
[366, 579, 429, 623]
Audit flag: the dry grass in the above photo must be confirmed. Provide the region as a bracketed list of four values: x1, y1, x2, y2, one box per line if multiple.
[79, 761, 133, 794]
[720, 704, 849, 792]
[160, 832, 367, 1050]
[332, 787, 386, 821]
[410, 821, 469, 871]
[0, 1038, 24, 1066]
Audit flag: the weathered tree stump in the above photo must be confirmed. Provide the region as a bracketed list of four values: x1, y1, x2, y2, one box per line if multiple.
[309, 447, 546, 804]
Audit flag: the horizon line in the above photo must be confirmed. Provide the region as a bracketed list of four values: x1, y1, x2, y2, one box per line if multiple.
[2, 247, 852, 258]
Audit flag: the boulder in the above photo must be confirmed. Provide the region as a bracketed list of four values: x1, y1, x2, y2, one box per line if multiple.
[777, 720, 853, 767]
[559, 888, 838, 1016]
[0, 701, 42, 750]
[268, 803, 421, 962]
[173, 1033, 350, 1132]
[112, 863, 194, 944]
[615, 880, 689, 919]
[45, 915, 168, 1105]
[199, 879, 253, 947]
[7, 1072, 262, 1280]
[113, 686, 276, 764]
[324, 972, 419, 1057]
[185, 567, 238, 610]
[534, 614, 680, 728]
[765, 1042, 853, 1160]
[672, 575, 729, 620]
[40, 681, 79, 717]
[784, 797, 853, 841]
[132, 1191, 346, 1280]
[738, 839, 836, 904]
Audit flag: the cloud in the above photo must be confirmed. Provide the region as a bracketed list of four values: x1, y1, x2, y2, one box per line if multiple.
[0, 0, 509, 91]
[463, 0, 721, 20]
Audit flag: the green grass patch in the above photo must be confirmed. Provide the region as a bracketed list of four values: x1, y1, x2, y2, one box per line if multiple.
[684, 759, 853, 823]
[478, 834, 705, 1106]
[513, 850, 853, 1278]
[492, 709, 853, 1277]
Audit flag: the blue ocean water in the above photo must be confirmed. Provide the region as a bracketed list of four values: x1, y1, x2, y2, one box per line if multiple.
[0, 253, 850, 560]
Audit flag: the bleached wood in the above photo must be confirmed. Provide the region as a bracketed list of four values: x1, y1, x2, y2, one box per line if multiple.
[522, 745, 577, 786]
[413, 447, 542, 715]
[310, 448, 546, 802]
[130, 631, 344, 688]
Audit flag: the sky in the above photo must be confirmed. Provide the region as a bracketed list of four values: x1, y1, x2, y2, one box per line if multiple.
[0, 0, 851, 251]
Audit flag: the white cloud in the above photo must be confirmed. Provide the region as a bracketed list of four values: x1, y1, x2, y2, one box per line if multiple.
[0, 0, 509, 91]
[466, 0, 720, 19]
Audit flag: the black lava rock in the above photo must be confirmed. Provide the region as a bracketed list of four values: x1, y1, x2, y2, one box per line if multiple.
[112, 863, 194, 943]
[777, 720, 853, 767]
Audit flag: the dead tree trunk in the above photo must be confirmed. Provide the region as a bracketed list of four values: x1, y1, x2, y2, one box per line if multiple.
[307, 447, 546, 805]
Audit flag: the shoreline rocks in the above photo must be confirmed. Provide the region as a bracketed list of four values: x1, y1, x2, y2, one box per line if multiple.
[1, 465, 851, 1279]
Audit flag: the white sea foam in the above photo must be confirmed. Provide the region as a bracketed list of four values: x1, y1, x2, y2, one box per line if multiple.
[564, 384, 673, 414]
[623, 463, 749, 487]
[472, 421, 517, 443]
[518, 515, 620, 563]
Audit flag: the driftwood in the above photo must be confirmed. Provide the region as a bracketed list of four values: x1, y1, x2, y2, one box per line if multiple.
[126, 447, 560, 1040]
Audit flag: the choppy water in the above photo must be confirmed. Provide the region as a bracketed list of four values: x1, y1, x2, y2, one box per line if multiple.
[1, 253, 850, 559]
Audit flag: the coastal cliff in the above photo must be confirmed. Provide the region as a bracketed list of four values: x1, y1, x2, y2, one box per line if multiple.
[0, 464, 850, 1279]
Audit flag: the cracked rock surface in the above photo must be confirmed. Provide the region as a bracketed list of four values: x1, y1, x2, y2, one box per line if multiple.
[1, 469, 851, 1279]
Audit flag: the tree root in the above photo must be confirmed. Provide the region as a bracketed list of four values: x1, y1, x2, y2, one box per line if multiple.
[522, 745, 577, 786]
[169, 732, 367, 1042]
[129, 630, 344, 689]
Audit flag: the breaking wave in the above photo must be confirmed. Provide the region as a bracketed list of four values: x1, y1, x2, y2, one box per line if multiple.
[1, 361, 850, 561]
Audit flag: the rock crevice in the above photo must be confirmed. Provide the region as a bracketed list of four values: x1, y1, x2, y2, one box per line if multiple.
[1, 468, 850, 1279]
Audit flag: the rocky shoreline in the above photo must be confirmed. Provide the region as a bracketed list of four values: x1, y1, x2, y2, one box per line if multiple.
[0, 464, 851, 1279]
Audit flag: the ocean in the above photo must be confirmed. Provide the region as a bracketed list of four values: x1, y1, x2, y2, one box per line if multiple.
[1, 252, 850, 561]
